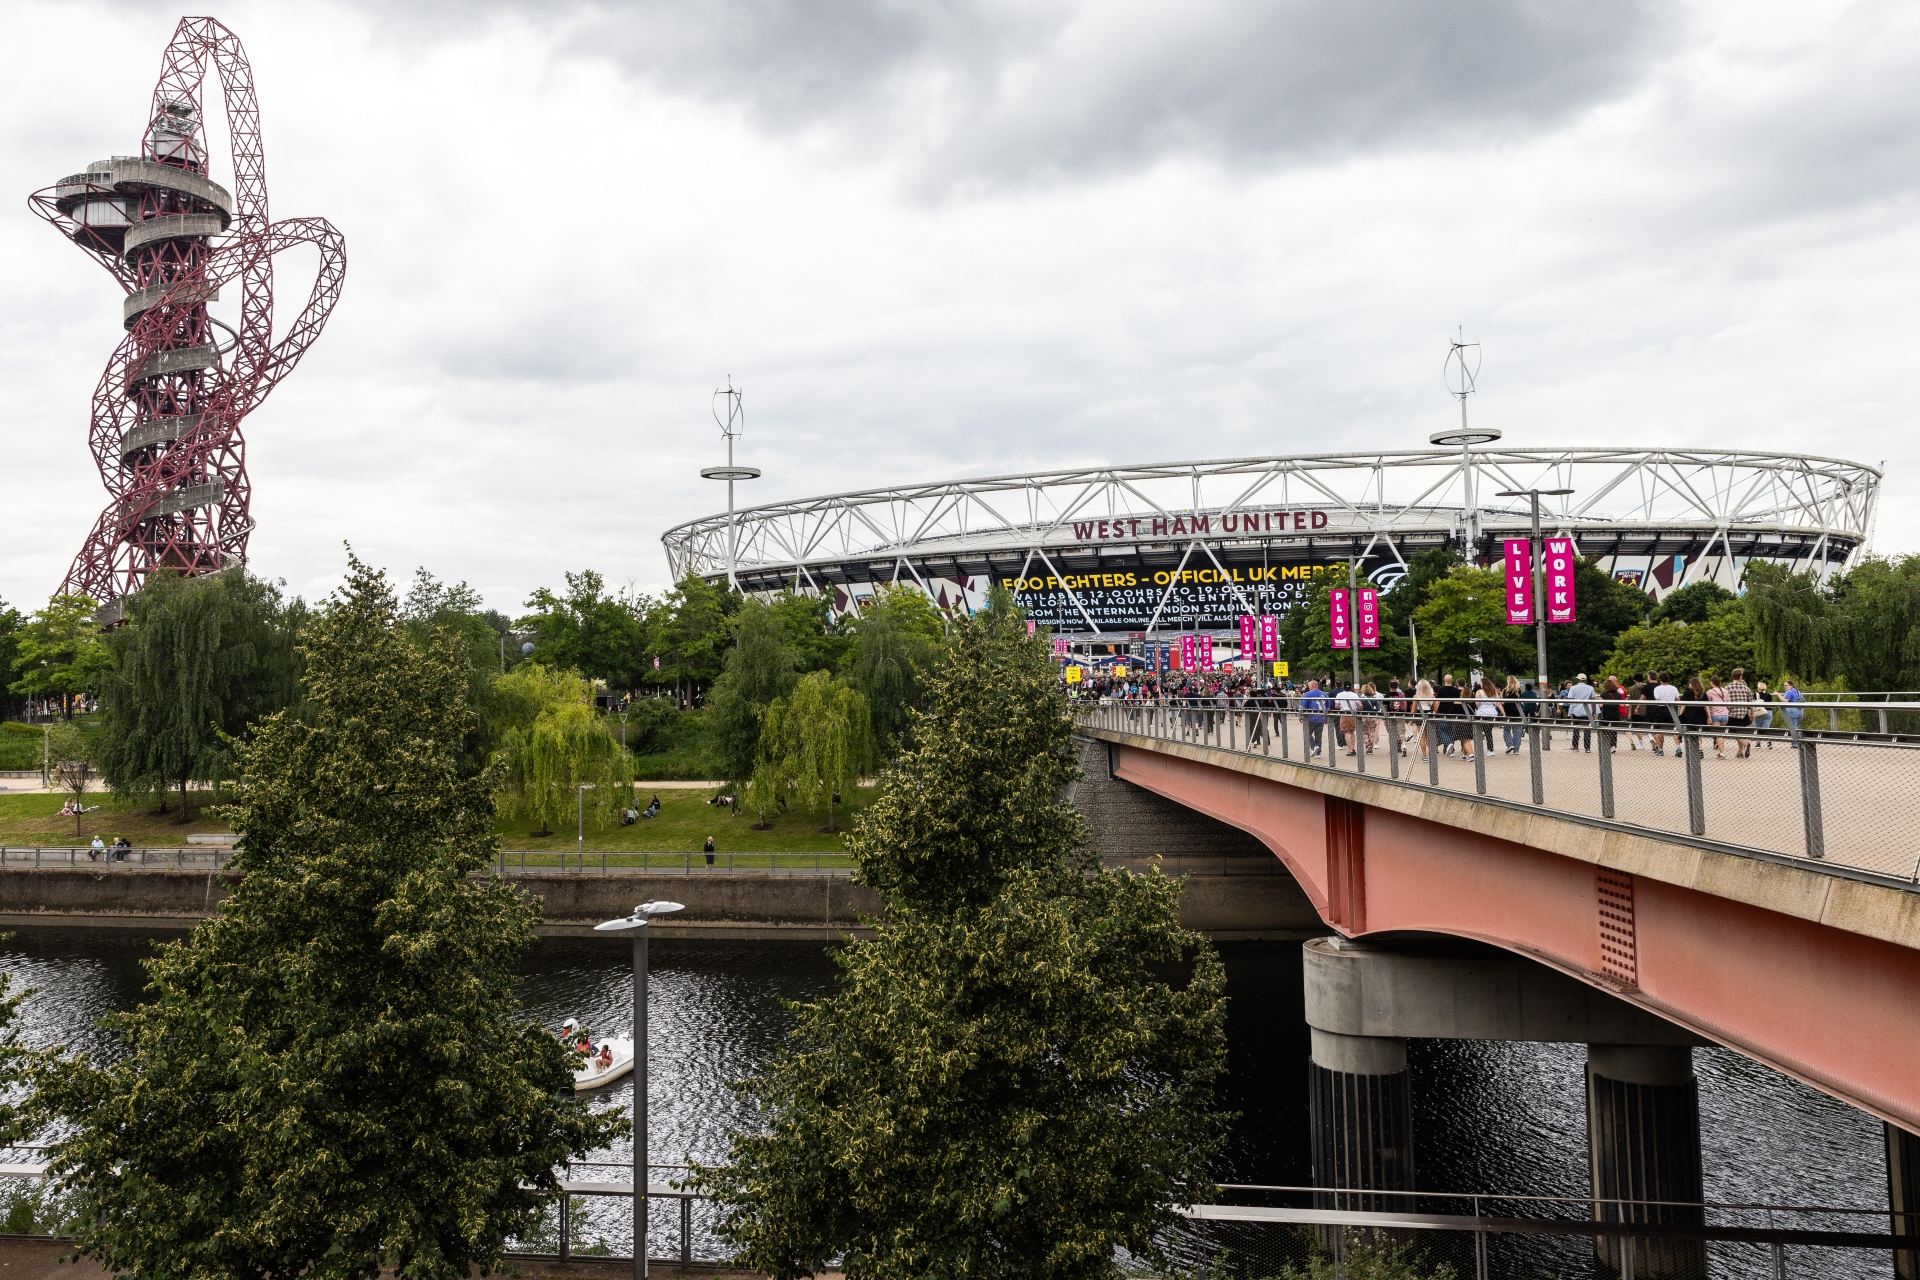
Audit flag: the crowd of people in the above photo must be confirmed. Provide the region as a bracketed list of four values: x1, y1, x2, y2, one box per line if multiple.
[1065, 665, 1813, 761]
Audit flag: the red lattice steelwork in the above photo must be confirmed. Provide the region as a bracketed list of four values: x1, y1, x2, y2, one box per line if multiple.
[28, 16, 344, 608]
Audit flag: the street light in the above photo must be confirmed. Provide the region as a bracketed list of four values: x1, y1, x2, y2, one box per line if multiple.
[577, 783, 594, 860]
[1494, 487, 1576, 691]
[593, 901, 686, 1280]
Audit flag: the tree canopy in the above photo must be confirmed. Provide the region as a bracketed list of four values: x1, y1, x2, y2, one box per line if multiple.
[703, 598, 801, 787]
[841, 585, 947, 751]
[758, 671, 871, 832]
[492, 663, 632, 835]
[1410, 566, 1534, 679]
[7, 593, 111, 715]
[522, 569, 649, 690]
[707, 594, 1228, 1280]
[33, 556, 623, 1280]
[1745, 555, 1920, 693]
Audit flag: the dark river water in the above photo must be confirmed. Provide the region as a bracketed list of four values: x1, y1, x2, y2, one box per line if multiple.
[0, 929, 1890, 1276]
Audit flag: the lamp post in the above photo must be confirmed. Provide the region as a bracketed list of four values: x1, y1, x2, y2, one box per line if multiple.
[593, 901, 686, 1280]
[700, 378, 760, 592]
[578, 783, 594, 861]
[1494, 487, 1575, 691]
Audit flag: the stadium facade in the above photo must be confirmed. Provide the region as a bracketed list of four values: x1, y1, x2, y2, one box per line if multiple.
[660, 444, 1880, 641]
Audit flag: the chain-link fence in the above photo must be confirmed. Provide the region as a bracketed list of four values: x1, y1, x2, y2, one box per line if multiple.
[1081, 699, 1920, 887]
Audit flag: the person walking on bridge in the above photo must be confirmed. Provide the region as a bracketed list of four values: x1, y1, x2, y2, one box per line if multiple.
[1567, 674, 1596, 752]
[1653, 672, 1680, 755]
[1301, 679, 1330, 759]
[1726, 668, 1756, 757]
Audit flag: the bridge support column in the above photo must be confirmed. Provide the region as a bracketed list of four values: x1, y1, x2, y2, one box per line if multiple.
[1891, 1122, 1920, 1279]
[1587, 1045, 1706, 1280]
[1308, 1028, 1414, 1206]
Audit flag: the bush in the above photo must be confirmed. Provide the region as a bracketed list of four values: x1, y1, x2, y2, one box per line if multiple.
[0, 725, 43, 772]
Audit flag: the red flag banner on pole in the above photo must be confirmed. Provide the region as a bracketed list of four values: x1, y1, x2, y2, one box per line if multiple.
[1329, 588, 1351, 650]
[1357, 588, 1380, 649]
[1260, 614, 1279, 661]
[1240, 615, 1257, 661]
[1544, 538, 1577, 624]
[1503, 538, 1534, 625]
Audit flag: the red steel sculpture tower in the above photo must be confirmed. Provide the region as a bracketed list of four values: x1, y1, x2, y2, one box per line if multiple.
[29, 16, 345, 612]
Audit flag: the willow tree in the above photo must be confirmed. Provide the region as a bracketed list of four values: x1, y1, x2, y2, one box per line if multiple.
[706, 589, 1228, 1280]
[759, 670, 870, 832]
[32, 555, 624, 1280]
[496, 691, 633, 837]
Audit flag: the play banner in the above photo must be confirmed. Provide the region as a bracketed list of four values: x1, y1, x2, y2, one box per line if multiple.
[1239, 615, 1257, 661]
[1260, 614, 1279, 660]
[1181, 634, 1197, 670]
[1503, 538, 1533, 625]
[1357, 588, 1380, 649]
[1329, 588, 1351, 649]
[1544, 538, 1577, 624]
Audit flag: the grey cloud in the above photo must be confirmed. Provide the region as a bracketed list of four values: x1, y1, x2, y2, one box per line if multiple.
[355, 0, 1671, 184]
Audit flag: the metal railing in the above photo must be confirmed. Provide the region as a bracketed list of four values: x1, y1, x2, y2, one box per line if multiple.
[0, 845, 236, 870]
[1078, 697, 1920, 889]
[0, 847, 853, 877]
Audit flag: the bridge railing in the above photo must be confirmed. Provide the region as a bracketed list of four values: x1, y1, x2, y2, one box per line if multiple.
[0, 1149, 1908, 1278]
[1078, 698, 1920, 889]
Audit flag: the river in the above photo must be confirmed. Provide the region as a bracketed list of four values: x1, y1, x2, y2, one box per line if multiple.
[0, 929, 1890, 1276]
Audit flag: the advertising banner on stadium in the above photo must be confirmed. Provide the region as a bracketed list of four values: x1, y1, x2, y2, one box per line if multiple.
[1003, 556, 1352, 632]
[1503, 538, 1533, 625]
[1544, 538, 1577, 624]
[1357, 588, 1380, 649]
[1329, 588, 1351, 650]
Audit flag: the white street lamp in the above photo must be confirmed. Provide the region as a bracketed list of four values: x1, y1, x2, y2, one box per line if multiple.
[594, 901, 685, 1280]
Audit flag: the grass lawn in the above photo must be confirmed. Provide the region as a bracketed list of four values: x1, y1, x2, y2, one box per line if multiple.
[0, 785, 876, 855]
[0, 792, 233, 847]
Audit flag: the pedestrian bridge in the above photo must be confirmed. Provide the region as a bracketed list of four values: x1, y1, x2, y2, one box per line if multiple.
[1074, 701, 1920, 1135]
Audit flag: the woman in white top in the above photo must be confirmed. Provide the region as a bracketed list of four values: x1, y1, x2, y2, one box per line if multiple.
[1472, 676, 1503, 759]
[1411, 679, 1437, 760]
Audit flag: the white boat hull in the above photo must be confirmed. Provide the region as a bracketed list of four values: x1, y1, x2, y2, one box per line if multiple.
[572, 1036, 635, 1090]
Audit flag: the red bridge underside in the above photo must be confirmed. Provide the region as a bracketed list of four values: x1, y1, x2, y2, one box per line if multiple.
[1112, 743, 1920, 1133]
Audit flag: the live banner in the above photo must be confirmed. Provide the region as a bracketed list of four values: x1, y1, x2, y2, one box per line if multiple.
[1503, 538, 1533, 625]
[1328, 588, 1352, 650]
[1259, 614, 1279, 660]
[1356, 588, 1380, 649]
[1239, 615, 1258, 661]
[1544, 538, 1577, 624]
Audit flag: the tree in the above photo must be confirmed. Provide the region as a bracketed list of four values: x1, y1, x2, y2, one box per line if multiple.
[45, 721, 94, 837]
[96, 570, 303, 817]
[768, 591, 851, 674]
[1543, 559, 1653, 681]
[1745, 555, 1920, 694]
[404, 567, 514, 776]
[1600, 598, 1759, 685]
[493, 665, 633, 836]
[758, 671, 871, 833]
[705, 600, 1228, 1280]
[0, 599, 24, 722]
[1651, 581, 1735, 626]
[841, 585, 947, 751]
[704, 599, 801, 787]
[645, 573, 735, 703]
[32, 556, 625, 1280]
[8, 594, 111, 717]
[1410, 567, 1535, 680]
[522, 570, 650, 690]
[1373, 547, 1461, 678]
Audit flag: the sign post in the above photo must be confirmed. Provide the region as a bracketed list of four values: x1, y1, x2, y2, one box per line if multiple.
[1496, 487, 1575, 692]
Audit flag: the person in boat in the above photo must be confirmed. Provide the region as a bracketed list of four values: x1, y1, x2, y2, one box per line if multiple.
[595, 1044, 613, 1071]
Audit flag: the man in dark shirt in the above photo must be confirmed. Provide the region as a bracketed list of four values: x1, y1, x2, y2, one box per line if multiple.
[1434, 673, 1463, 754]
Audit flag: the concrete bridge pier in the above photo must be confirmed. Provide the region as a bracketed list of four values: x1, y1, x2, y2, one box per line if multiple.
[1303, 935, 1711, 1276]
[1307, 1026, 1414, 1207]
[1587, 1045, 1706, 1279]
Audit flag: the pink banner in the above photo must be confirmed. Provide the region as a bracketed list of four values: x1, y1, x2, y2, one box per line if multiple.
[1357, 588, 1380, 649]
[1329, 588, 1351, 650]
[1180, 634, 1197, 670]
[1503, 538, 1534, 625]
[1239, 615, 1257, 661]
[1544, 538, 1577, 624]
[1260, 614, 1279, 661]
[1200, 635, 1217, 671]
[1052, 637, 1069, 658]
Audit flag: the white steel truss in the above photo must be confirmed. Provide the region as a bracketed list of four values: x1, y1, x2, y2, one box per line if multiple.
[661, 447, 1880, 581]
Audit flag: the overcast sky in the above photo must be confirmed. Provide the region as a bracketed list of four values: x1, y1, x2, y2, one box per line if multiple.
[5, 0, 1918, 617]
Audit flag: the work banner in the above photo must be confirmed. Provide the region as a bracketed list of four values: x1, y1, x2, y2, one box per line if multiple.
[1544, 538, 1577, 624]
[1357, 588, 1380, 649]
[1503, 538, 1533, 625]
[1329, 588, 1351, 649]
[1239, 615, 1257, 661]
[1260, 614, 1279, 660]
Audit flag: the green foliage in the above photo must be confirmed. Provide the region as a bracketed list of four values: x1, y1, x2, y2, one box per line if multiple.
[644, 572, 736, 694]
[1270, 1229, 1460, 1279]
[1651, 580, 1736, 626]
[1543, 559, 1653, 680]
[1410, 567, 1534, 680]
[7, 593, 111, 714]
[768, 591, 851, 673]
[402, 567, 511, 775]
[759, 671, 872, 832]
[1600, 596, 1759, 684]
[0, 600, 24, 720]
[705, 606, 1228, 1280]
[842, 585, 947, 750]
[0, 723, 42, 772]
[522, 569, 652, 689]
[32, 555, 625, 1280]
[704, 599, 802, 787]
[96, 569, 303, 814]
[621, 695, 685, 754]
[1373, 548, 1461, 677]
[1744, 555, 1920, 693]
[494, 665, 633, 835]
